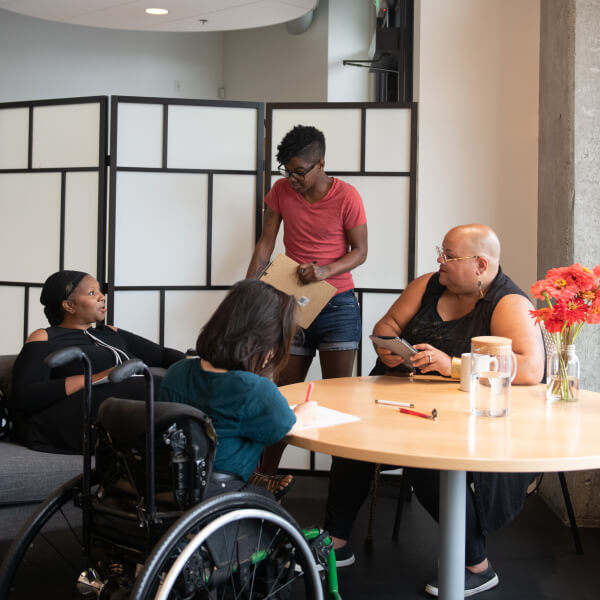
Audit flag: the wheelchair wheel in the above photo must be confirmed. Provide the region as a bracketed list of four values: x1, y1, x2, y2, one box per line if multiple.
[132, 491, 324, 600]
[0, 473, 90, 599]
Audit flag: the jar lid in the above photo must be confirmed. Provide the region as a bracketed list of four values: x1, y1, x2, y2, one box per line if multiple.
[471, 335, 513, 355]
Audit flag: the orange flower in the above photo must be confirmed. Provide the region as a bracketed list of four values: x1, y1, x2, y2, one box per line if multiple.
[531, 263, 600, 341]
[579, 289, 596, 301]
[587, 300, 600, 325]
[529, 307, 552, 325]
[563, 298, 588, 325]
[567, 263, 598, 291]
[530, 279, 549, 300]
[544, 267, 580, 301]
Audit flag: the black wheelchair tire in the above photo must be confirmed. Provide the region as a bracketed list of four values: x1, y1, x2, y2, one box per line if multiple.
[0, 473, 86, 598]
[131, 490, 324, 600]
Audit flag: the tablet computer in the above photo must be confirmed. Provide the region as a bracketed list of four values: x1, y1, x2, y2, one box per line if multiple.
[369, 335, 418, 362]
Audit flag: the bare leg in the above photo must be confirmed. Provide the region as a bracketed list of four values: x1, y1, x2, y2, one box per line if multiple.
[258, 355, 313, 475]
[277, 354, 313, 386]
[321, 349, 357, 550]
[258, 440, 288, 474]
[467, 559, 489, 573]
[320, 349, 356, 379]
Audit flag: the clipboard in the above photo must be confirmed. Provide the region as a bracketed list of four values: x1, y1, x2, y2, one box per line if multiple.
[259, 254, 337, 329]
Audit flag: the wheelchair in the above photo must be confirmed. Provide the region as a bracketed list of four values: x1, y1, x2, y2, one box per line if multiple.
[0, 350, 341, 599]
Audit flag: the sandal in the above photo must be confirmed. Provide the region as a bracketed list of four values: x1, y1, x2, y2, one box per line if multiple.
[248, 472, 295, 500]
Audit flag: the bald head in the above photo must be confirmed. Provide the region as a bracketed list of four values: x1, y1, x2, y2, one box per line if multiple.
[446, 224, 500, 265]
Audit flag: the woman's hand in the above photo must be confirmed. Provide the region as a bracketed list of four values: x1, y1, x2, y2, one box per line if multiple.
[290, 400, 319, 432]
[376, 345, 408, 369]
[65, 367, 114, 396]
[411, 344, 452, 377]
[297, 263, 329, 284]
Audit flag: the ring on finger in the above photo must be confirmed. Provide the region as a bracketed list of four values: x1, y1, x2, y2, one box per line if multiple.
[428, 354, 432, 364]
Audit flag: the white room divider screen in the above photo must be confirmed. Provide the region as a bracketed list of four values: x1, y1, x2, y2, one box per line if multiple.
[107, 96, 265, 352]
[265, 102, 418, 470]
[0, 96, 108, 354]
[1, 95, 417, 473]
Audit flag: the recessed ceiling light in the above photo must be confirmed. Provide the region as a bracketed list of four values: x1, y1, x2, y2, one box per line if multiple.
[145, 8, 168, 16]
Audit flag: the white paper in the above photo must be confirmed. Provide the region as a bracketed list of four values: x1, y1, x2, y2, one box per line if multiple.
[290, 404, 360, 432]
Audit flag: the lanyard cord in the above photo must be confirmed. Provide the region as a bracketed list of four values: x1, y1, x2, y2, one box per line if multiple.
[84, 329, 130, 366]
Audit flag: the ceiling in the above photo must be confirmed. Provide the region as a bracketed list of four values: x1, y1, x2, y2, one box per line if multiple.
[0, 0, 319, 32]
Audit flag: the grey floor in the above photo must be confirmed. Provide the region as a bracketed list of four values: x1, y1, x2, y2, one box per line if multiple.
[284, 474, 599, 600]
[1, 473, 599, 599]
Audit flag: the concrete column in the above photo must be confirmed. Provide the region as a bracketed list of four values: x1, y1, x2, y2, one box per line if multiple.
[538, 0, 600, 526]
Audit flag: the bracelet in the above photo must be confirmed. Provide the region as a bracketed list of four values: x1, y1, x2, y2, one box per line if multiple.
[450, 356, 462, 380]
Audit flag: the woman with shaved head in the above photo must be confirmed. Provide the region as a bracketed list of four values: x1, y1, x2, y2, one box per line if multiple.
[325, 224, 544, 597]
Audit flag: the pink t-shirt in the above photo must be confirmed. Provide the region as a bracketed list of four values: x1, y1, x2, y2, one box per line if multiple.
[265, 177, 367, 294]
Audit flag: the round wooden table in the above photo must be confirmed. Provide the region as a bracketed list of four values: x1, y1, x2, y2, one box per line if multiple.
[281, 375, 600, 600]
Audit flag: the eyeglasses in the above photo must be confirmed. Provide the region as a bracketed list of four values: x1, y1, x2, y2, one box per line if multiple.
[436, 245, 478, 265]
[277, 160, 320, 180]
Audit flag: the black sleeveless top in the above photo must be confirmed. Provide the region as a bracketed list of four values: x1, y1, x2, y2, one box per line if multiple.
[373, 267, 535, 534]
[372, 267, 528, 375]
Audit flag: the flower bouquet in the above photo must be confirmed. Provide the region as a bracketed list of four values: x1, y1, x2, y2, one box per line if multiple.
[530, 263, 600, 401]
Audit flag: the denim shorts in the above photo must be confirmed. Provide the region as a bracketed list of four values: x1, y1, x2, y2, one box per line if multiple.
[291, 290, 361, 356]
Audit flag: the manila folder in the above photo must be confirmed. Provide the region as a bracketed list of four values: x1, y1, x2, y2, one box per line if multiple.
[260, 254, 337, 329]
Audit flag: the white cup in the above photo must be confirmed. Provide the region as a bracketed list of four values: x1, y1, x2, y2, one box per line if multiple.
[460, 353, 498, 392]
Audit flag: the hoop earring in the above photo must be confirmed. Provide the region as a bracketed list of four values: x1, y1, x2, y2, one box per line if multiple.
[478, 280, 485, 298]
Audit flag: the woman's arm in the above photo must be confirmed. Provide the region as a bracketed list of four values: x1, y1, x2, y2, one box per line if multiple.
[372, 274, 433, 368]
[116, 327, 185, 368]
[246, 206, 282, 279]
[490, 294, 545, 384]
[12, 331, 113, 411]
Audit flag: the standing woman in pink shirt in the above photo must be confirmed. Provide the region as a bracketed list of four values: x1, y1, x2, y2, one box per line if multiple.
[247, 124, 368, 387]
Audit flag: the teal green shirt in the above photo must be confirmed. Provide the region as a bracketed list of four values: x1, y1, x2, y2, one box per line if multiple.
[159, 359, 296, 481]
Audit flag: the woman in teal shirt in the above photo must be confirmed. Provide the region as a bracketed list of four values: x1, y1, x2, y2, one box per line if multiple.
[159, 280, 317, 498]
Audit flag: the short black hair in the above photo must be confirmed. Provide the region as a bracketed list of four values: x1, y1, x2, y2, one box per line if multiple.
[196, 280, 297, 378]
[276, 125, 325, 165]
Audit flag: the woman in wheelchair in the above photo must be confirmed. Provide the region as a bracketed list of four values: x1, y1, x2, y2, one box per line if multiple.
[160, 279, 318, 500]
[1, 278, 339, 600]
[11, 270, 184, 453]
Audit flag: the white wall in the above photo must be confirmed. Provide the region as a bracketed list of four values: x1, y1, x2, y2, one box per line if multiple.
[0, 1, 542, 297]
[327, 0, 373, 102]
[414, 0, 540, 294]
[222, 0, 329, 102]
[0, 9, 223, 102]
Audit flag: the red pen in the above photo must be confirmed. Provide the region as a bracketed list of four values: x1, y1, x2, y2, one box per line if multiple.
[304, 381, 314, 403]
[399, 407, 438, 421]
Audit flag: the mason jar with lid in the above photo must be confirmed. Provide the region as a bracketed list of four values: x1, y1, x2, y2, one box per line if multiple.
[470, 336, 517, 417]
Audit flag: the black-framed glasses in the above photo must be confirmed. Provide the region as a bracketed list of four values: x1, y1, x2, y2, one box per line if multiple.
[436, 245, 478, 265]
[277, 160, 320, 180]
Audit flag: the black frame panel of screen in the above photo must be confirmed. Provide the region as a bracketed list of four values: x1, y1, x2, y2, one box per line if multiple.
[0, 95, 108, 344]
[107, 96, 265, 343]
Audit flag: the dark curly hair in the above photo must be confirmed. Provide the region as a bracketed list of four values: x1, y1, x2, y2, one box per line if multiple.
[196, 280, 297, 379]
[276, 125, 325, 165]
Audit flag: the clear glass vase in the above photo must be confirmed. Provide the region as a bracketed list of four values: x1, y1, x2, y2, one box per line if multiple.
[546, 343, 580, 402]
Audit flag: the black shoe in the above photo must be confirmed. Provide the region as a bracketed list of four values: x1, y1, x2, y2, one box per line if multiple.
[333, 543, 355, 568]
[425, 564, 499, 597]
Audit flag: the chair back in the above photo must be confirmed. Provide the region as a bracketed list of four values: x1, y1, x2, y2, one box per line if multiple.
[95, 398, 217, 512]
[540, 322, 556, 382]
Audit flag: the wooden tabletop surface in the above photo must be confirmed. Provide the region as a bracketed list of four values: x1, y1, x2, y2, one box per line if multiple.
[282, 376, 600, 473]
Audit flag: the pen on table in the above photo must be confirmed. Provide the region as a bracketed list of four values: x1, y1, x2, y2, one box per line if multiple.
[375, 399, 414, 408]
[304, 381, 314, 403]
[399, 407, 438, 421]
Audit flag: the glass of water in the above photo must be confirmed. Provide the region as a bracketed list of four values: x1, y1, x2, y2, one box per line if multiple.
[469, 336, 517, 417]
